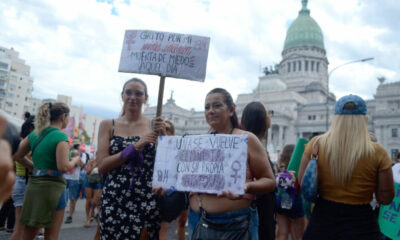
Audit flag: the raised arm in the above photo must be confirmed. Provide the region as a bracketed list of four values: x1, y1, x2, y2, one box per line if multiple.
[86, 160, 97, 175]
[246, 132, 275, 194]
[56, 141, 82, 173]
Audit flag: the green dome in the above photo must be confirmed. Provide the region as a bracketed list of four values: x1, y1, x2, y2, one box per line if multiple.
[283, 0, 324, 51]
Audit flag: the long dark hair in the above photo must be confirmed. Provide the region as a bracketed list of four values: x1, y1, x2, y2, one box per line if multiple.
[20, 115, 35, 138]
[206, 88, 239, 129]
[279, 144, 295, 167]
[241, 101, 267, 138]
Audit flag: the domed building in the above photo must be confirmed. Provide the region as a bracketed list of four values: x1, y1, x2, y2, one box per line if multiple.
[144, 0, 400, 161]
[236, 0, 334, 154]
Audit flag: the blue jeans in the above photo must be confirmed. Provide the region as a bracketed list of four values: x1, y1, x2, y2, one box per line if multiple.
[56, 189, 67, 210]
[188, 205, 259, 240]
[12, 176, 27, 207]
[66, 179, 81, 200]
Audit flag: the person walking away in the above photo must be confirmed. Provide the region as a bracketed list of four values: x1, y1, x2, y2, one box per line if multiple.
[64, 143, 84, 224]
[84, 157, 102, 227]
[274, 144, 306, 240]
[241, 101, 277, 240]
[13, 102, 82, 240]
[298, 94, 395, 240]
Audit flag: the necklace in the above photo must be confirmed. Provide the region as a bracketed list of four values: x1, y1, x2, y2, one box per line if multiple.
[210, 127, 235, 135]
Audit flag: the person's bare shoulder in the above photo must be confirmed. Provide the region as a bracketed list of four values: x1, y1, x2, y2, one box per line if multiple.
[99, 119, 113, 130]
[233, 129, 258, 141]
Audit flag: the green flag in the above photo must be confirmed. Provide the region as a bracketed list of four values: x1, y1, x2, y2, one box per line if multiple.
[378, 182, 400, 239]
[287, 138, 308, 178]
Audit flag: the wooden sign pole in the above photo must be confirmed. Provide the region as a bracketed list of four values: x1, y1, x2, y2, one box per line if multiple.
[156, 76, 166, 117]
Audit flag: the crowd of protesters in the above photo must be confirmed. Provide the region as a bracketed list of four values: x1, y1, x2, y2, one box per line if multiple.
[0, 78, 398, 240]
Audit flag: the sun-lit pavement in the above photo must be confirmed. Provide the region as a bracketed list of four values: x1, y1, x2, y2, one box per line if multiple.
[59, 199, 180, 240]
[1, 199, 181, 240]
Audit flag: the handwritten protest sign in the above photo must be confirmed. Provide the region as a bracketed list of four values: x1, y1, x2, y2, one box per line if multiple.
[378, 182, 400, 239]
[152, 134, 248, 194]
[119, 30, 210, 82]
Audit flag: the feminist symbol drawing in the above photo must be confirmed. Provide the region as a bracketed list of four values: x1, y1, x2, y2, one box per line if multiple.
[125, 31, 137, 51]
[230, 160, 241, 184]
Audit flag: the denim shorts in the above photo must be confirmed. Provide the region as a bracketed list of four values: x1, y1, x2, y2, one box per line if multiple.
[12, 176, 27, 207]
[276, 193, 305, 219]
[188, 205, 259, 240]
[84, 177, 102, 190]
[56, 189, 67, 210]
[66, 179, 81, 200]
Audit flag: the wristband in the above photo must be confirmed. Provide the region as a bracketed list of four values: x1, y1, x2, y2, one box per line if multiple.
[121, 144, 144, 189]
[121, 144, 137, 160]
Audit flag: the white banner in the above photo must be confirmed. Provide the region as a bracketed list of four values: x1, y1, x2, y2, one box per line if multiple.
[152, 134, 248, 194]
[118, 30, 210, 82]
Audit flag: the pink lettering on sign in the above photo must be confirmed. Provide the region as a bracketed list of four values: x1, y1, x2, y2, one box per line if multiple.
[193, 40, 208, 51]
[230, 160, 242, 183]
[175, 149, 224, 162]
[125, 31, 138, 51]
[181, 174, 225, 191]
[141, 43, 161, 52]
[161, 44, 192, 55]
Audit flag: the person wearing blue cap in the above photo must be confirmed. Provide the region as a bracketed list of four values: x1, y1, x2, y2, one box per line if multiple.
[297, 94, 395, 240]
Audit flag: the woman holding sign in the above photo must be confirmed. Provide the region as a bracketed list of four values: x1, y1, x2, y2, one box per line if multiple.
[298, 95, 395, 240]
[187, 88, 276, 240]
[97, 78, 166, 240]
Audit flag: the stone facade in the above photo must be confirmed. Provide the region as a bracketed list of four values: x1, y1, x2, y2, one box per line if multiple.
[0, 47, 34, 118]
[144, 1, 400, 160]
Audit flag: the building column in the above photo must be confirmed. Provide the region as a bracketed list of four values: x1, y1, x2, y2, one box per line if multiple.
[278, 125, 284, 150]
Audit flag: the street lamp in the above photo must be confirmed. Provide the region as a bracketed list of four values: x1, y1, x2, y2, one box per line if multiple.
[325, 57, 374, 130]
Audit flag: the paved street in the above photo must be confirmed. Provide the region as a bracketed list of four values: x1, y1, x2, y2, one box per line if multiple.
[1, 199, 181, 240]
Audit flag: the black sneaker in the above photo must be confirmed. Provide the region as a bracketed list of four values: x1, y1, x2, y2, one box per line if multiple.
[64, 216, 72, 224]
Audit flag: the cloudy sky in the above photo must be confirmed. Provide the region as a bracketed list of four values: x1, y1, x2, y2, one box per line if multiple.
[1, 0, 399, 118]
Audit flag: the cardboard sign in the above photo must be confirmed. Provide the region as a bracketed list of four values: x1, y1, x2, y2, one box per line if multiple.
[152, 134, 248, 194]
[378, 182, 400, 239]
[118, 30, 210, 82]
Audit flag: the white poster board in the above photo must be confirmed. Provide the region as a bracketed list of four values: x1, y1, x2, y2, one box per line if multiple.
[152, 134, 248, 194]
[118, 30, 210, 82]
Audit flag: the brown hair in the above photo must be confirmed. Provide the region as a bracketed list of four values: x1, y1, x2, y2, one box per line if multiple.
[241, 101, 267, 139]
[121, 78, 148, 116]
[206, 88, 239, 129]
[279, 144, 295, 167]
[165, 120, 175, 135]
[121, 78, 148, 97]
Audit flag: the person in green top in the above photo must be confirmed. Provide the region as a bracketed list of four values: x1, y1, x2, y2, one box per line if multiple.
[13, 102, 82, 240]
